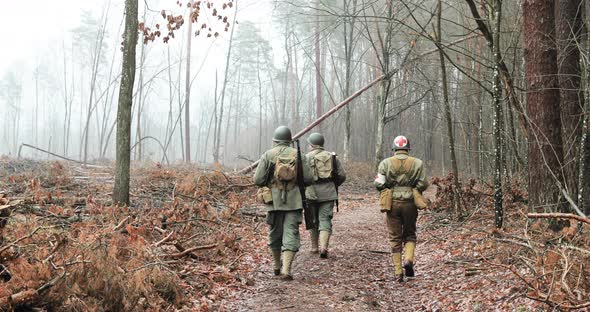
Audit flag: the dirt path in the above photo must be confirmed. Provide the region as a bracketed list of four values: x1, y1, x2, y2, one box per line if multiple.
[223, 189, 535, 311]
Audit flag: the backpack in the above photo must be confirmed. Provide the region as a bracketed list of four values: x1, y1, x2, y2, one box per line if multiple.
[273, 148, 298, 185]
[311, 151, 334, 181]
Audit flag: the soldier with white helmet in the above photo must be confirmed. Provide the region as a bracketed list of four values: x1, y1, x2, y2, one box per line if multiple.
[374, 135, 429, 282]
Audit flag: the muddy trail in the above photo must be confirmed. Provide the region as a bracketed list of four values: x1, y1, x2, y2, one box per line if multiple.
[223, 188, 538, 311]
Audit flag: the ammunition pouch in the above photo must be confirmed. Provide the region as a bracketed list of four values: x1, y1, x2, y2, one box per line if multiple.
[379, 188, 393, 213]
[305, 186, 318, 202]
[413, 188, 429, 209]
[256, 187, 273, 204]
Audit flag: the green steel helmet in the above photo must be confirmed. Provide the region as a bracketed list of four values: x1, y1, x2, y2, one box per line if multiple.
[392, 135, 411, 151]
[272, 126, 293, 143]
[307, 132, 325, 146]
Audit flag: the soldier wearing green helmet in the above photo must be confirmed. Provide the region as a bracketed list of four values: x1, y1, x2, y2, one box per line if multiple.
[374, 135, 429, 283]
[305, 132, 346, 258]
[253, 126, 313, 280]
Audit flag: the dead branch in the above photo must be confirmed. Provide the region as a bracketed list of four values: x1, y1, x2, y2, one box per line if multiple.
[0, 226, 43, 254]
[237, 155, 256, 163]
[153, 231, 175, 247]
[359, 249, 390, 254]
[527, 213, 590, 226]
[219, 183, 255, 194]
[239, 73, 387, 174]
[112, 216, 131, 231]
[18, 143, 106, 168]
[164, 243, 218, 259]
[0, 271, 66, 307]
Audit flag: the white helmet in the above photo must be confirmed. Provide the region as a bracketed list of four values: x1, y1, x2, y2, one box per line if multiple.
[392, 135, 411, 150]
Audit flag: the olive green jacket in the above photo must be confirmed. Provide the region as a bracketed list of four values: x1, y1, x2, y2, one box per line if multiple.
[306, 147, 346, 202]
[253, 142, 313, 211]
[375, 151, 429, 200]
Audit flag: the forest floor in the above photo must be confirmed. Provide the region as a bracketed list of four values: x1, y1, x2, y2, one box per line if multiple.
[0, 158, 588, 311]
[222, 185, 544, 312]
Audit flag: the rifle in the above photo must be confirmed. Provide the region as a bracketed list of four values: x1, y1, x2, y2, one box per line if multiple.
[331, 152, 339, 212]
[296, 140, 316, 230]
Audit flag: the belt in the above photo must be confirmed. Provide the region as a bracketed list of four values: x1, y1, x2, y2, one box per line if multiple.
[392, 186, 413, 192]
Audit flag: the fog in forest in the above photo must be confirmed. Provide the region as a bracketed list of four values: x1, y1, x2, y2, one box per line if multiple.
[0, 0, 523, 180]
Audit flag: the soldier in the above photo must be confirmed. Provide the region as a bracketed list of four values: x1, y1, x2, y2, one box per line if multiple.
[254, 126, 313, 281]
[374, 135, 428, 282]
[305, 133, 346, 258]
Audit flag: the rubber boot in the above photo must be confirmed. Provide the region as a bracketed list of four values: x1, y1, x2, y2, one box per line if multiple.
[404, 241, 415, 278]
[271, 249, 282, 276]
[310, 230, 319, 254]
[319, 231, 330, 259]
[281, 251, 295, 281]
[392, 252, 404, 283]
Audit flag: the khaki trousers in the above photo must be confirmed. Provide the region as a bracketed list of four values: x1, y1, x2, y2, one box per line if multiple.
[385, 200, 417, 253]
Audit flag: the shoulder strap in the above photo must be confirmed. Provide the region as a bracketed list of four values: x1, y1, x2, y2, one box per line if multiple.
[389, 156, 414, 175]
[403, 157, 415, 173]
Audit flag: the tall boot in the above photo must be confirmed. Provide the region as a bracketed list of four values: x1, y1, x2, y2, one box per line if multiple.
[271, 249, 282, 276]
[310, 230, 319, 254]
[392, 252, 404, 283]
[319, 231, 331, 259]
[281, 251, 295, 281]
[404, 242, 416, 277]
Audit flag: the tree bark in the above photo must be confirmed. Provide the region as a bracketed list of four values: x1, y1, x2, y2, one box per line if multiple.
[492, 0, 504, 228]
[214, 0, 238, 163]
[556, 0, 585, 201]
[314, 0, 323, 131]
[184, 5, 193, 163]
[437, 0, 462, 218]
[522, 0, 566, 213]
[113, 0, 138, 206]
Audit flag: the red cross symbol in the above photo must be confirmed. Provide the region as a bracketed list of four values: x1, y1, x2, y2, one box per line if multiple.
[395, 136, 407, 147]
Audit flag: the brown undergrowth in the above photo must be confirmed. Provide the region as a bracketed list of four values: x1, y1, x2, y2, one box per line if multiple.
[428, 173, 590, 310]
[0, 158, 258, 311]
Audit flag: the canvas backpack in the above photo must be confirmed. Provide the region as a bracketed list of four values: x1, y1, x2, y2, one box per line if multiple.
[273, 148, 298, 186]
[311, 151, 334, 181]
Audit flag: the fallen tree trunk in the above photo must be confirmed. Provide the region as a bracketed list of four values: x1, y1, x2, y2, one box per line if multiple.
[527, 212, 590, 225]
[238, 74, 385, 174]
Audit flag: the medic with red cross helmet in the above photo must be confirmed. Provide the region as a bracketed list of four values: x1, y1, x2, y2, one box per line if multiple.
[374, 135, 429, 283]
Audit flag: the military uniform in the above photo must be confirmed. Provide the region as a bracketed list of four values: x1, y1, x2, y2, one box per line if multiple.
[305, 133, 346, 258]
[375, 136, 428, 282]
[253, 126, 312, 280]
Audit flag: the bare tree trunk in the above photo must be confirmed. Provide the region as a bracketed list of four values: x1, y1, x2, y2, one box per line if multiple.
[437, 0, 462, 218]
[83, 3, 109, 165]
[62, 40, 70, 156]
[523, 0, 566, 215]
[343, 0, 357, 163]
[492, 0, 504, 228]
[214, 0, 238, 163]
[579, 0, 590, 216]
[257, 48, 263, 155]
[136, 8, 146, 161]
[184, 5, 193, 163]
[113, 0, 138, 206]
[556, 0, 585, 201]
[373, 2, 394, 168]
[314, 0, 323, 131]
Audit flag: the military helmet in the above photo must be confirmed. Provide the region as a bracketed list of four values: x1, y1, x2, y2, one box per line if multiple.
[307, 132, 325, 146]
[273, 126, 293, 143]
[392, 135, 411, 151]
